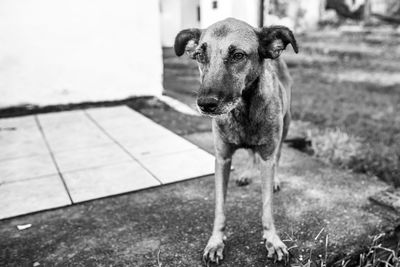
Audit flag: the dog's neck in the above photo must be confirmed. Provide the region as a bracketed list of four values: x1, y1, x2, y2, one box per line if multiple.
[241, 76, 260, 103]
[230, 77, 262, 120]
[239, 61, 276, 110]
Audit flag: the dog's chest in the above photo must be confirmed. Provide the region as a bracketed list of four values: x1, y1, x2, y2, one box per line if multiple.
[214, 100, 282, 146]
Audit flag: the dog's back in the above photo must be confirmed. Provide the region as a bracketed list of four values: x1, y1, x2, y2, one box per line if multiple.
[271, 58, 293, 115]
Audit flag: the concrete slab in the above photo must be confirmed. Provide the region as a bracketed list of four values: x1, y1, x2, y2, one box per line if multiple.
[87, 106, 215, 184]
[0, 175, 71, 219]
[140, 148, 215, 184]
[62, 161, 161, 203]
[0, 116, 48, 160]
[54, 144, 132, 173]
[0, 154, 58, 183]
[0, 106, 215, 219]
[123, 133, 198, 159]
[37, 110, 113, 152]
[85, 106, 149, 123]
[86, 107, 172, 144]
[102, 120, 170, 144]
[0, 114, 37, 130]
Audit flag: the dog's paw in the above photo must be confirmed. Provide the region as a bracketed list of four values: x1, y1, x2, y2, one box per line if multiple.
[235, 170, 257, 186]
[203, 235, 225, 265]
[263, 231, 289, 262]
[235, 176, 251, 186]
[273, 181, 281, 193]
[273, 177, 281, 193]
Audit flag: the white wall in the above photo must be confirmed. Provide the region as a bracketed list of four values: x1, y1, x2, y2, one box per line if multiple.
[0, 0, 163, 108]
[200, 0, 231, 28]
[181, 0, 201, 29]
[160, 0, 182, 47]
[200, 0, 259, 28]
[299, 0, 321, 30]
[160, 0, 200, 47]
[232, 0, 259, 27]
[160, 0, 259, 46]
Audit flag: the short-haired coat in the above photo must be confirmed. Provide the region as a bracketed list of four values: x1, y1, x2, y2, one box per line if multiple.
[174, 18, 298, 264]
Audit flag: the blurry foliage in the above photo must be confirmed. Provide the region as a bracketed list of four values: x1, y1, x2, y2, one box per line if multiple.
[306, 128, 363, 168]
[287, 31, 400, 187]
[299, 124, 400, 187]
[350, 144, 400, 186]
[291, 115, 400, 187]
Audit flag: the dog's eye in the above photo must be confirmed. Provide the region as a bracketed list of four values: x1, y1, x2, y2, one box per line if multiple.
[195, 53, 206, 63]
[232, 52, 246, 61]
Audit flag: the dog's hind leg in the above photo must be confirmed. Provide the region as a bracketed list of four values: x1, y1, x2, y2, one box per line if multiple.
[235, 149, 258, 186]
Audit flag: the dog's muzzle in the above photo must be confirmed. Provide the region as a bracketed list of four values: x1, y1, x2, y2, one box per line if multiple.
[197, 96, 219, 114]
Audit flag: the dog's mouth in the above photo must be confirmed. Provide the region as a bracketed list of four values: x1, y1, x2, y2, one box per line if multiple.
[197, 98, 240, 117]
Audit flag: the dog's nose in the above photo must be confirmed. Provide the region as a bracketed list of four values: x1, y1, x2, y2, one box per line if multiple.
[197, 97, 219, 113]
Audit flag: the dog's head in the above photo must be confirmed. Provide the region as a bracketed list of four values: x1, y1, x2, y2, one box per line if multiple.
[174, 18, 298, 116]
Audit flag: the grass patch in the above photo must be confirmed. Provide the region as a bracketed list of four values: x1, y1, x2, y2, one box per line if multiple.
[288, 34, 400, 187]
[281, 226, 400, 267]
[306, 127, 363, 168]
[291, 67, 400, 186]
[330, 227, 400, 267]
[290, 120, 400, 187]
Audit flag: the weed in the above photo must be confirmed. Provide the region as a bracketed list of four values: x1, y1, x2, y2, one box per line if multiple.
[289, 120, 400, 187]
[331, 229, 400, 267]
[306, 128, 363, 168]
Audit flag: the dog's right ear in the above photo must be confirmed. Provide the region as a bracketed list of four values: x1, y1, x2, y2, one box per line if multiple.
[174, 28, 202, 57]
[257, 26, 298, 59]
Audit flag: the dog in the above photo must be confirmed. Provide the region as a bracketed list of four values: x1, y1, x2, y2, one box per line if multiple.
[174, 18, 298, 264]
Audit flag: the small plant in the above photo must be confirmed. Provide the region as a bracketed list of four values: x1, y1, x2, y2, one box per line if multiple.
[280, 227, 330, 267]
[289, 120, 400, 187]
[306, 127, 364, 168]
[331, 230, 400, 267]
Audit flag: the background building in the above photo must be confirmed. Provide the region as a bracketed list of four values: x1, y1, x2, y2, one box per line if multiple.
[0, 0, 163, 107]
[160, 0, 261, 47]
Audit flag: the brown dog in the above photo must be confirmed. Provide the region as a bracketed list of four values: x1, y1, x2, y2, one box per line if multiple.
[174, 18, 298, 264]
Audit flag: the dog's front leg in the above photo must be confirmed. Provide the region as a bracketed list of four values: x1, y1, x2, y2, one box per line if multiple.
[203, 130, 235, 264]
[256, 150, 288, 262]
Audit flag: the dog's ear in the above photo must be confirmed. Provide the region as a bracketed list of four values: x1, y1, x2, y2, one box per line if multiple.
[174, 28, 202, 57]
[257, 26, 298, 59]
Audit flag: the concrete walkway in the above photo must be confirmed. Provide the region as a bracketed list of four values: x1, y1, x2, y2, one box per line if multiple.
[0, 106, 214, 219]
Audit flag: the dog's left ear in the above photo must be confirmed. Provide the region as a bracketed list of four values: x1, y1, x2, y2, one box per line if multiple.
[257, 26, 298, 59]
[174, 28, 202, 57]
